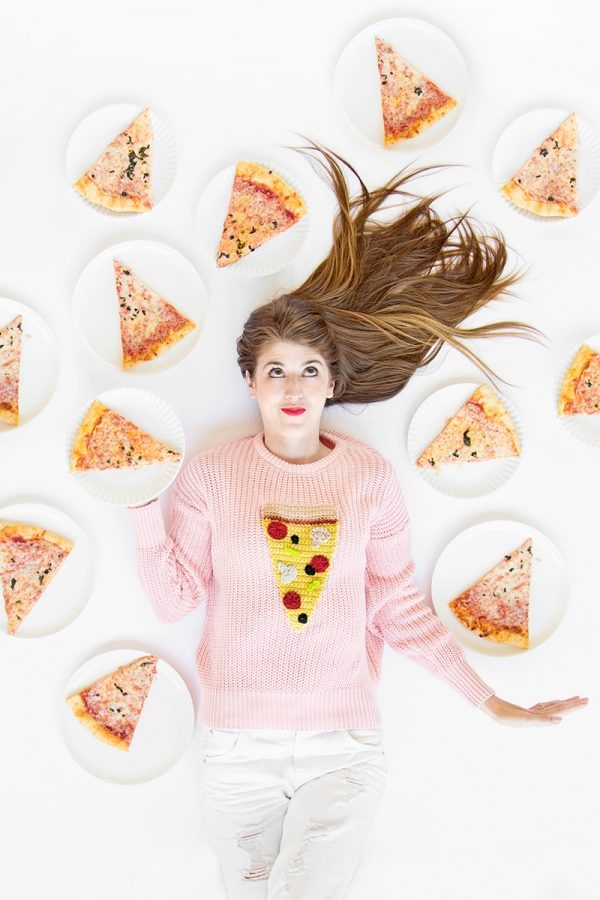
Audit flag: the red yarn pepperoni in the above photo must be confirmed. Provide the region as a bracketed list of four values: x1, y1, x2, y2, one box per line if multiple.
[310, 555, 329, 573]
[267, 520, 288, 540]
[283, 591, 301, 609]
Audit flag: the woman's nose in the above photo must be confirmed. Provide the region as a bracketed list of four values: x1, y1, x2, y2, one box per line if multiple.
[284, 377, 303, 399]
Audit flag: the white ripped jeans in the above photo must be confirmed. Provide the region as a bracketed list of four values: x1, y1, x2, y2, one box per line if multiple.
[197, 726, 388, 900]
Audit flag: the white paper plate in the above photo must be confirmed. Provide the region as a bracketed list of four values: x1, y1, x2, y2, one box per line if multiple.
[66, 103, 177, 215]
[333, 17, 467, 150]
[432, 519, 569, 656]
[407, 382, 523, 497]
[492, 107, 600, 221]
[66, 387, 185, 506]
[60, 648, 195, 783]
[195, 160, 309, 277]
[0, 502, 93, 639]
[72, 240, 207, 374]
[555, 332, 600, 446]
[0, 297, 59, 432]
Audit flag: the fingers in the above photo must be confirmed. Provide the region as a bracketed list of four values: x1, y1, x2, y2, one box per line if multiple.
[528, 696, 588, 723]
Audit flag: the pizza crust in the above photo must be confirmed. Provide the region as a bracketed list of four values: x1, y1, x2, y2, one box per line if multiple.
[123, 319, 196, 367]
[0, 522, 73, 554]
[449, 598, 528, 649]
[66, 693, 130, 751]
[0, 407, 18, 426]
[70, 400, 109, 471]
[558, 344, 595, 416]
[470, 384, 520, 453]
[500, 180, 577, 218]
[385, 97, 457, 145]
[0, 314, 22, 426]
[235, 162, 307, 218]
[73, 175, 152, 213]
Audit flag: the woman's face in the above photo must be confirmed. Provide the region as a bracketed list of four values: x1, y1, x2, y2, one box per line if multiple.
[245, 340, 335, 437]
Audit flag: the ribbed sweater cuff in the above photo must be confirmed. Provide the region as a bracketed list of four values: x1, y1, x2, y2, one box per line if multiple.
[128, 500, 167, 549]
[444, 656, 495, 707]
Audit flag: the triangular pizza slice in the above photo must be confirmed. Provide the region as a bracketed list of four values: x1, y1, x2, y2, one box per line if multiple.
[261, 504, 339, 631]
[416, 384, 520, 469]
[69, 400, 181, 472]
[0, 315, 23, 426]
[66, 655, 158, 751]
[0, 522, 73, 635]
[74, 108, 153, 212]
[375, 36, 457, 145]
[558, 344, 600, 416]
[449, 538, 532, 649]
[501, 112, 578, 217]
[114, 260, 196, 368]
[216, 162, 307, 267]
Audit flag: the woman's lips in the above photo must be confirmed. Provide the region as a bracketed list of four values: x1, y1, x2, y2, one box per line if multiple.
[281, 408, 306, 416]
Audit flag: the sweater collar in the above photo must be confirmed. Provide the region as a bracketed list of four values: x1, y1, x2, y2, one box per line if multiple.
[252, 429, 344, 473]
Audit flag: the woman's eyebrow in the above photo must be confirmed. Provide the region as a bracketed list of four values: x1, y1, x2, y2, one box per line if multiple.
[262, 359, 322, 368]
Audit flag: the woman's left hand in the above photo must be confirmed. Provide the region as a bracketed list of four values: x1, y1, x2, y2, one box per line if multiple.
[481, 694, 588, 726]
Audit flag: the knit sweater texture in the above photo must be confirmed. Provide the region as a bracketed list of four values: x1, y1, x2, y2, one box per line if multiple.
[129, 429, 495, 729]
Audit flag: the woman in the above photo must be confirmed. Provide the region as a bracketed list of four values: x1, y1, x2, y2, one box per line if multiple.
[129, 147, 586, 899]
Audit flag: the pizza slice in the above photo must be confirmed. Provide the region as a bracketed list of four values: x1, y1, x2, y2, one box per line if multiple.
[558, 344, 600, 416]
[375, 36, 457, 145]
[261, 504, 339, 631]
[500, 112, 578, 217]
[216, 162, 307, 267]
[113, 260, 196, 368]
[66, 655, 158, 751]
[74, 108, 153, 212]
[69, 399, 181, 472]
[0, 315, 23, 426]
[449, 538, 532, 648]
[0, 522, 73, 635]
[416, 384, 520, 469]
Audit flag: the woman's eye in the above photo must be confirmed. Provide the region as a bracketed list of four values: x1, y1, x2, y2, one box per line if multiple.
[268, 367, 284, 377]
[304, 366, 318, 376]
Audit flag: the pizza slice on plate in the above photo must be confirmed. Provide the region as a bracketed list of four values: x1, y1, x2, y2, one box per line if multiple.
[375, 36, 457, 145]
[416, 384, 520, 469]
[216, 162, 307, 267]
[261, 504, 339, 631]
[0, 315, 23, 426]
[74, 108, 153, 212]
[113, 260, 196, 368]
[558, 344, 600, 415]
[0, 522, 73, 635]
[66, 655, 158, 751]
[500, 112, 578, 217]
[69, 400, 181, 472]
[449, 538, 532, 649]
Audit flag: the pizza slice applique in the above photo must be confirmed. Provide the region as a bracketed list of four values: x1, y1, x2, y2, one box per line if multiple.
[558, 344, 600, 416]
[74, 107, 153, 213]
[0, 522, 73, 635]
[66, 655, 158, 751]
[500, 112, 578, 217]
[113, 259, 196, 368]
[261, 504, 339, 631]
[375, 36, 457, 145]
[216, 162, 307, 267]
[449, 538, 532, 649]
[0, 315, 23, 426]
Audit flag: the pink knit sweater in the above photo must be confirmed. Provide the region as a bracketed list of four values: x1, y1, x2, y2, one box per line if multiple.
[128, 429, 494, 729]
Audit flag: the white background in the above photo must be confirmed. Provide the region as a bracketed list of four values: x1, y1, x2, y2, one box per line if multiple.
[1, 1, 599, 898]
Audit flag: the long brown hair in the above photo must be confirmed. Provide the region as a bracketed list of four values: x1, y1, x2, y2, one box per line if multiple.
[236, 144, 538, 405]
